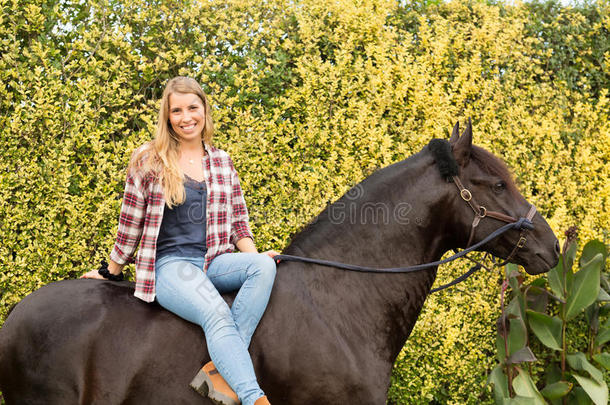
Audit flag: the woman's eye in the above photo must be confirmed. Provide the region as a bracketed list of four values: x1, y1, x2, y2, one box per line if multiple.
[492, 181, 506, 193]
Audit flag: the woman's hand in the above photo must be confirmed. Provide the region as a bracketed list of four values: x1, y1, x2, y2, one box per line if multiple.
[80, 269, 106, 280]
[262, 250, 282, 263]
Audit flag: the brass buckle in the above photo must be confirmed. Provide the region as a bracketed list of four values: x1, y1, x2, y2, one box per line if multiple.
[479, 206, 487, 218]
[517, 236, 527, 248]
[460, 189, 472, 202]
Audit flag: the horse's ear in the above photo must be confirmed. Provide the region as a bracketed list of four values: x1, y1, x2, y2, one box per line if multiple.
[449, 121, 460, 144]
[453, 118, 472, 167]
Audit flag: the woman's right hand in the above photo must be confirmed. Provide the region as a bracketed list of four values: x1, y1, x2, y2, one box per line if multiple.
[80, 269, 106, 280]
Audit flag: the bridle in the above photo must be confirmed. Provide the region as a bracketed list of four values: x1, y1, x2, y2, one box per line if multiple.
[451, 175, 537, 264]
[273, 174, 537, 293]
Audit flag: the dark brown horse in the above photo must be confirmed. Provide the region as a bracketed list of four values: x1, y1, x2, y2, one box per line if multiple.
[0, 122, 559, 404]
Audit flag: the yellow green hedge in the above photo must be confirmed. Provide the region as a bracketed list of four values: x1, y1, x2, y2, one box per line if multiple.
[1, 0, 608, 403]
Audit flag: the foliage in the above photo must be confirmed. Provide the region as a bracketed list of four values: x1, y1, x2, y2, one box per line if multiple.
[523, 0, 610, 100]
[1, 0, 609, 403]
[489, 234, 609, 405]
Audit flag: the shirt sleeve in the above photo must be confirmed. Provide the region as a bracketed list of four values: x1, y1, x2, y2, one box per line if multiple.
[228, 157, 254, 246]
[109, 168, 147, 265]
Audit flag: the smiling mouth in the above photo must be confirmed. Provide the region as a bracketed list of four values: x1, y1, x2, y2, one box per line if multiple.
[181, 124, 196, 130]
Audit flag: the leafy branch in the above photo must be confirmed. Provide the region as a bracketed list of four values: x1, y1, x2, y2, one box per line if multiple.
[489, 229, 609, 405]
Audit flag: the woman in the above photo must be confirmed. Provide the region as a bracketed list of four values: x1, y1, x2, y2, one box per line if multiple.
[81, 76, 278, 405]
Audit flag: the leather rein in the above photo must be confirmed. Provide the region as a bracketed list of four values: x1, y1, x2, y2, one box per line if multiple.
[273, 174, 537, 293]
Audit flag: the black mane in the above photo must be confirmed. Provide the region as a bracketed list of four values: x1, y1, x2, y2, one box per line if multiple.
[428, 139, 459, 180]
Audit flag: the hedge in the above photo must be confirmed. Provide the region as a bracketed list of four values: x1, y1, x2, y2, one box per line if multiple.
[1, 0, 608, 403]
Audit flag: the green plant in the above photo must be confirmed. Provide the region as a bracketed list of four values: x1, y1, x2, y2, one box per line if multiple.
[489, 230, 609, 404]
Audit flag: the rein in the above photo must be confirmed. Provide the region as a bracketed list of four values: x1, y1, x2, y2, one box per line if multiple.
[274, 175, 537, 293]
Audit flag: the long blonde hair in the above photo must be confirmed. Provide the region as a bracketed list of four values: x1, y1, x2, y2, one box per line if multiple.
[127, 77, 214, 208]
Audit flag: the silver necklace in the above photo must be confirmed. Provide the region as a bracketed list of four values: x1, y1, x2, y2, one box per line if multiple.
[186, 155, 202, 164]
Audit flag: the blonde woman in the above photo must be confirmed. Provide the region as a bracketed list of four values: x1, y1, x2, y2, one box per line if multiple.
[81, 76, 277, 405]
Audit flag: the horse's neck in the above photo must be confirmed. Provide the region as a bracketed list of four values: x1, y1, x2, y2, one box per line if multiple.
[282, 151, 457, 363]
[285, 151, 452, 268]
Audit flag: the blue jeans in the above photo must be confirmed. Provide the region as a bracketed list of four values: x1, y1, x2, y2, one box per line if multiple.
[154, 252, 276, 405]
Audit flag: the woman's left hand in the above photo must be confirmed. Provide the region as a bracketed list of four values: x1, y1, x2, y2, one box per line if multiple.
[262, 250, 282, 263]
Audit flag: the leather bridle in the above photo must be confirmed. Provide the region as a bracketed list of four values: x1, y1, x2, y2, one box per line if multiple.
[451, 175, 537, 264]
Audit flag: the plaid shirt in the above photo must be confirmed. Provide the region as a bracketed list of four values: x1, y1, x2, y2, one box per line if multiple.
[109, 143, 254, 303]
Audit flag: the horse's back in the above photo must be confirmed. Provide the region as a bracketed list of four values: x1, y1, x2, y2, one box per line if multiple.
[0, 279, 213, 404]
[0, 270, 390, 404]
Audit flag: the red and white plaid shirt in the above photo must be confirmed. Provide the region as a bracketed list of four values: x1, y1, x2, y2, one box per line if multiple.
[109, 143, 254, 303]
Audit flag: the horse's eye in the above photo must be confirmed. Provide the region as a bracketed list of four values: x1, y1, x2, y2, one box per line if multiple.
[492, 181, 506, 194]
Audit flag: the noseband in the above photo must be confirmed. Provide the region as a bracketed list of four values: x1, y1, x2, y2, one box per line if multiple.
[451, 175, 537, 263]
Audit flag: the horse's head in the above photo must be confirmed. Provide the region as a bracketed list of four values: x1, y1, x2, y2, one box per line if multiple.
[431, 120, 559, 275]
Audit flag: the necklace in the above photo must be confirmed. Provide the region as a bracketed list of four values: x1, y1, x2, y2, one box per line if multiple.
[182, 148, 205, 165]
[185, 155, 203, 164]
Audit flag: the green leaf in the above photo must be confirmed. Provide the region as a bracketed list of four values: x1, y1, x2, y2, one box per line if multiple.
[585, 305, 599, 332]
[580, 240, 607, 269]
[508, 317, 528, 357]
[510, 397, 541, 405]
[509, 272, 524, 299]
[526, 285, 549, 313]
[540, 381, 573, 400]
[531, 278, 547, 288]
[592, 353, 610, 371]
[512, 368, 547, 405]
[507, 346, 538, 364]
[506, 296, 522, 317]
[572, 386, 595, 405]
[566, 352, 604, 384]
[527, 310, 563, 351]
[506, 263, 520, 279]
[497, 332, 507, 363]
[548, 255, 566, 300]
[571, 373, 608, 405]
[597, 288, 610, 302]
[488, 364, 510, 403]
[565, 254, 602, 321]
[594, 327, 610, 348]
[565, 240, 579, 272]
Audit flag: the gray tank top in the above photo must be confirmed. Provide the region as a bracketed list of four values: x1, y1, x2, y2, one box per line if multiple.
[155, 174, 207, 260]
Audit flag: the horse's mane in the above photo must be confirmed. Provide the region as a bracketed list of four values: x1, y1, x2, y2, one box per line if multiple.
[285, 139, 521, 247]
[428, 138, 520, 198]
[428, 139, 458, 179]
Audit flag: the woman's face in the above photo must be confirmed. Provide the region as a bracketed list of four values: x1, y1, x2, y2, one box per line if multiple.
[168, 92, 206, 143]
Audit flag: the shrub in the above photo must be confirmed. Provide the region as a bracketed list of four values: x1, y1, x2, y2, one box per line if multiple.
[1, 0, 608, 403]
[489, 233, 609, 404]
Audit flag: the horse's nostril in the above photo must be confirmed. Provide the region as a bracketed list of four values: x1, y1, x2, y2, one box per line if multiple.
[554, 240, 560, 255]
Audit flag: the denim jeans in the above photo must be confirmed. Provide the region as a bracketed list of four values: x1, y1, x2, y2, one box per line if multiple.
[154, 252, 277, 405]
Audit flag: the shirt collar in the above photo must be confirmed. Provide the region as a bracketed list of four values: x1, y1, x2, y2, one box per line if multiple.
[203, 142, 212, 157]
